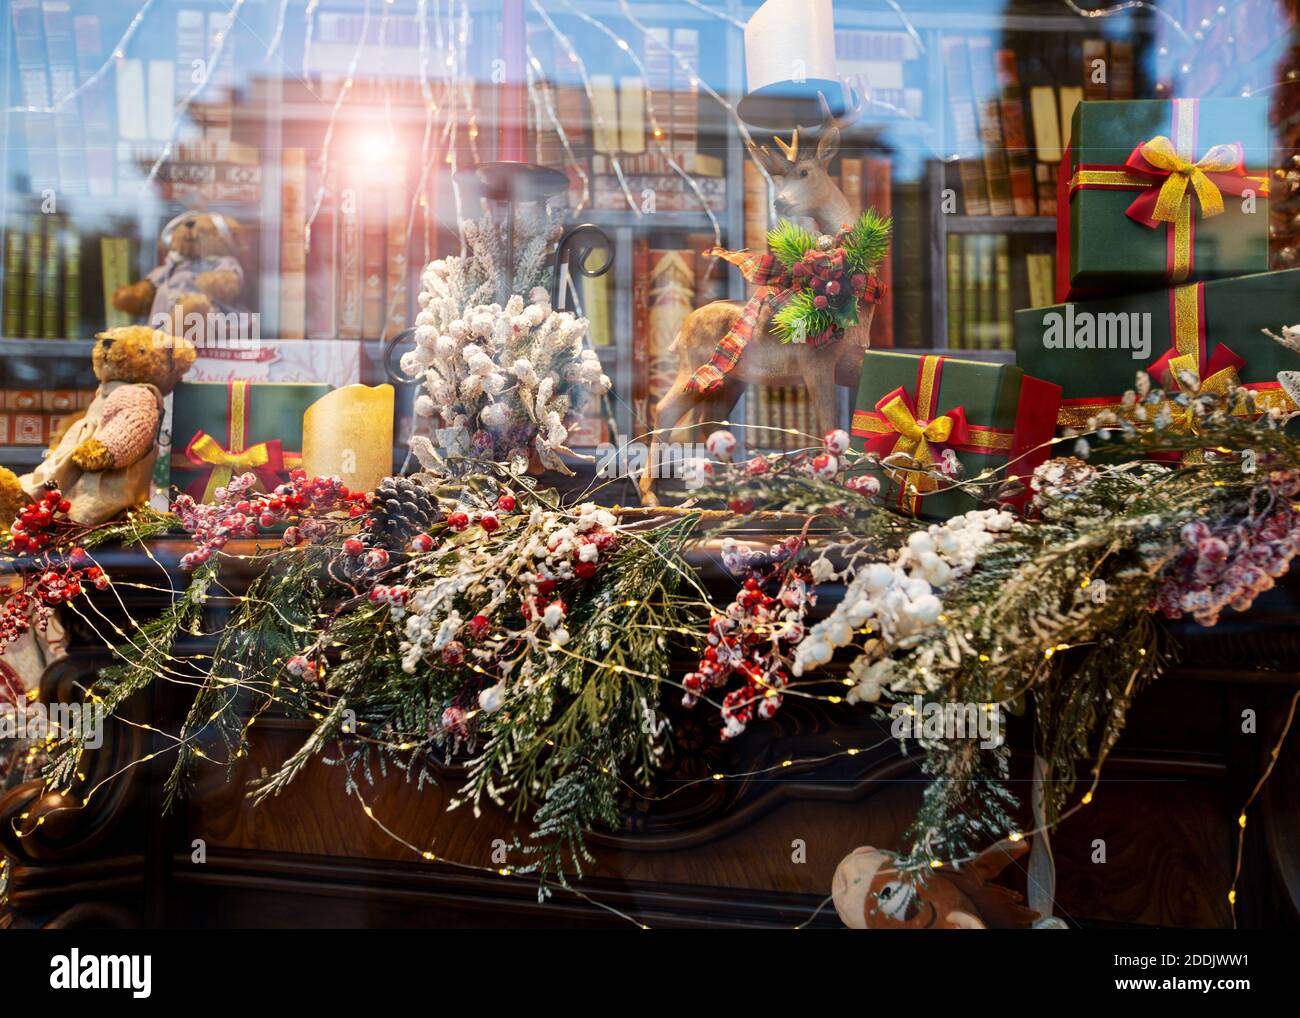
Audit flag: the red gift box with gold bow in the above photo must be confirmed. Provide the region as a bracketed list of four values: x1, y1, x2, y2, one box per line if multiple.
[1058, 98, 1270, 300]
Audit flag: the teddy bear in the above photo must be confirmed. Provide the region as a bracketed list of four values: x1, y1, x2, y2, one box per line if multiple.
[0, 326, 197, 527]
[831, 839, 1039, 929]
[111, 211, 245, 343]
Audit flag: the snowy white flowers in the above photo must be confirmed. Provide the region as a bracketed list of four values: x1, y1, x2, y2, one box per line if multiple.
[792, 509, 1017, 691]
[405, 255, 611, 476]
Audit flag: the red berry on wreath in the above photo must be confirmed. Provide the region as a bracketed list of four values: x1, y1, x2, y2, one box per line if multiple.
[574, 561, 597, 580]
[467, 614, 491, 640]
[343, 538, 365, 556]
[441, 641, 465, 666]
[479, 512, 500, 533]
[447, 511, 469, 532]
[813, 295, 829, 310]
[729, 498, 754, 514]
[496, 494, 516, 512]
[365, 547, 390, 570]
[410, 532, 434, 553]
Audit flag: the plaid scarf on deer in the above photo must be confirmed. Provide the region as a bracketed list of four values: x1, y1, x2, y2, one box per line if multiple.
[686, 246, 879, 395]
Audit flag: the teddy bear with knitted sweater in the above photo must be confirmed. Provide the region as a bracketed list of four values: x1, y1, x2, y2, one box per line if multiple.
[111, 211, 245, 342]
[0, 326, 196, 527]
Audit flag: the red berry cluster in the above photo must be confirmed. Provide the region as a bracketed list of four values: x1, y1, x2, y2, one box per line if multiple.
[8, 486, 71, 555]
[1155, 471, 1300, 627]
[789, 241, 884, 335]
[2, 485, 111, 656]
[681, 568, 813, 741]
[172, 470, 369, 570]
[286, 654, 320, 685]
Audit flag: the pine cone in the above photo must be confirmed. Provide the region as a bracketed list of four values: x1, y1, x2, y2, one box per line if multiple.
[364, 476, 438, 550]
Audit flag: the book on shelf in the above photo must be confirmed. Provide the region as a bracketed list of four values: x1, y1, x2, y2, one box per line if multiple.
[384, 165, 411, 341]
[11, 0, 59, 194]
[203, 6, 235, 144]
[947, 234, 963, 349]
[580, 271, 613, 348]
[361, 178, 387, 340]
[336, 163, 364, 341]
[62, 221, 81, 339]
[861, 156, 894, 347]
[40, 218, 61, 340]
[945, 234, 1054, 350]
[100, 236, 134, 330]
[305, 163, 338, 341]
[993, 49, 1038, 217]
[146, 58, 175, 141]
[22, 229, 44, 338]
[647, 250, 694, 430]
[41, 0, 88, 197]
[669, 29, 699, 158]
[72, 13, 115, 196]
[968, 36, 1014, 218]
[742, 161, 769, 255]
[835, 27, 925, 119]
[630, 238, 651, 435]
[278, 149, 308, 340]
[940, 35, 989, 217]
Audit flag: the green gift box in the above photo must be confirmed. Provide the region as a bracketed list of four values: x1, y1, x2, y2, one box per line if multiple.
[168, 380, 330, 502]
[1014, 268, 1300, 431]
[1059, 98, 1270, 299]
[850, 352, 1061, 520]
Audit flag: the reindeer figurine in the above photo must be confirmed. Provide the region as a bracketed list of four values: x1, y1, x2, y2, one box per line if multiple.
[639, 92, 877, 506]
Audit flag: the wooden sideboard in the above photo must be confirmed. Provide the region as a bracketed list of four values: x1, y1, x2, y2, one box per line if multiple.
[3, 538, 1299, 929]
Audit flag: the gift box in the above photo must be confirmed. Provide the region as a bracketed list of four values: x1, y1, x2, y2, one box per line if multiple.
[1058, 98, 1270, 300]
[168, 380, 330, 502]
[850, 352, 1062, 519]
[1015, 268, 1300, 431]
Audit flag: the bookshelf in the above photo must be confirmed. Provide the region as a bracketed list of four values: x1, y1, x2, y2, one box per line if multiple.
[0, 0, 1278, 474]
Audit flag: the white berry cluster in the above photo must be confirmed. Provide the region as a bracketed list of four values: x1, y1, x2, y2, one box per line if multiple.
[792, 509, 1017, 691]
[404, 258, 610, 475]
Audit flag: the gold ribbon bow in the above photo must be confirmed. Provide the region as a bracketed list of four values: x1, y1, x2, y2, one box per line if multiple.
[1139, 135, 1242, 224]
[186, 432, 279, 503]
[878, 394, 958, 496]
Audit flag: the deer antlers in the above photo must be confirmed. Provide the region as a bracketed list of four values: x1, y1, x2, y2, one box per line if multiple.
[772, 130, 799, 163]
[816, 75, 868, 136]
[746, 76, 867, 173]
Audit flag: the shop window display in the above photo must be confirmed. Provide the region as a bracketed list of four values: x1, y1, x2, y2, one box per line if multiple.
[1, 0, 1299, 954]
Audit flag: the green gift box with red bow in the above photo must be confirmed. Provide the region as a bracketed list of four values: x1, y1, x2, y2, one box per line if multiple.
[167, 380, 330, 502]
[1058, 97, 1270, 300]
[1014, 268, 1300, 434]
[850, 352, 1061, 520]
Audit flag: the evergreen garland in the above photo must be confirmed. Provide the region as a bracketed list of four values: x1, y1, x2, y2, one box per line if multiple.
[765, 209, 892, 344]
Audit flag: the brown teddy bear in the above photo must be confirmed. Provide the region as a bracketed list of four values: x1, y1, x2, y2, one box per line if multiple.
[0, 326, 197, 527]
[111, 211, 245, 342]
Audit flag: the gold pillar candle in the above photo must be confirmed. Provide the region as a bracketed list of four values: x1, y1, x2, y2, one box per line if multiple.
[300, 384, 395, 493]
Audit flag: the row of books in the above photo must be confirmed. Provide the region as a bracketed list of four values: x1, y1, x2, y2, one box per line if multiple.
[945, 235, 1055, 352]
[2, 217, 82, 340]
[942, 33, 1136, 218]
[278, 150, 413, 342]
[10, 1, 239, 198]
